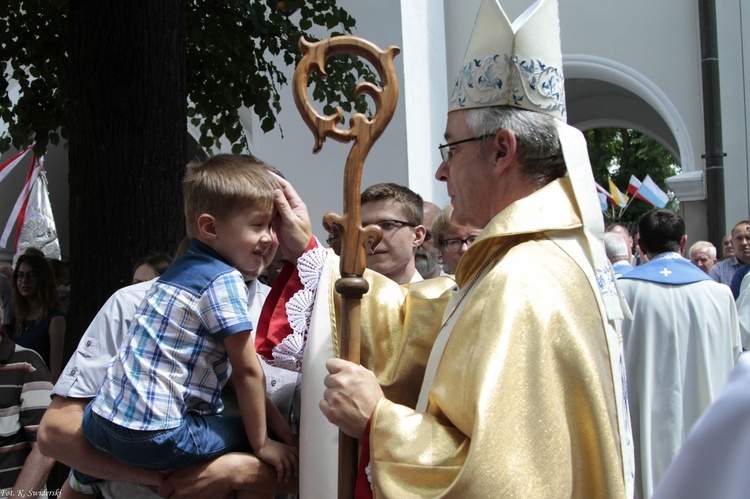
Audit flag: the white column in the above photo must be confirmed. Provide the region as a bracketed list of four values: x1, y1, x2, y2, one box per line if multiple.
[401, 0, 450, 206]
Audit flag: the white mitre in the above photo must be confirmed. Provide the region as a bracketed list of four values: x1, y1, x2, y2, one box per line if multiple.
[446, 4, 634, 494]
[449, 0, 565, 120]
[449, 0, 625, 323]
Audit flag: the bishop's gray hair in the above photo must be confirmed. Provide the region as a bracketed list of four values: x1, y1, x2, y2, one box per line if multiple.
[466, 107, 567, 187]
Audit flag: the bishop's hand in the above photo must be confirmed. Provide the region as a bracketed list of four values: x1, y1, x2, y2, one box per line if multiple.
[272, 174, 313, 264]
[320, 358, 384, 439]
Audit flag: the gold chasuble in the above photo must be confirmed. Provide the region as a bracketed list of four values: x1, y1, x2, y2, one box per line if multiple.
[338, 274, 454, 410]
[341, 177, 630, 498]
[264, 0, 633, 495]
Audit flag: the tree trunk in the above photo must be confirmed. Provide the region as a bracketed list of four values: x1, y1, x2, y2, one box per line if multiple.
[67, 1, 187, 356]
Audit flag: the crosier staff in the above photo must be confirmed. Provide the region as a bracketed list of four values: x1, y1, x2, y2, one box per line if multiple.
[292, 35, 400, 499]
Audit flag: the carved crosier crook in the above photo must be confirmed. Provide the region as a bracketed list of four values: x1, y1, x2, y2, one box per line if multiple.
[292, 35, 400, 498]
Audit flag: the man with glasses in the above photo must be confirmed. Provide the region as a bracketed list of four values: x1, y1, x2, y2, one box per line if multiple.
[360, 183, 427, 285]
[431, 203, 483, 274]
[259, 0, 632, 496]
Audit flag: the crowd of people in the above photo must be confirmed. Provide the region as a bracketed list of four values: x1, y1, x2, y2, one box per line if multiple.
[0, 0, 747, 497]
[11, 172, 747, 498]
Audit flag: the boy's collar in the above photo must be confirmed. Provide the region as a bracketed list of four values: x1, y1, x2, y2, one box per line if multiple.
[188, 238, 232, 267]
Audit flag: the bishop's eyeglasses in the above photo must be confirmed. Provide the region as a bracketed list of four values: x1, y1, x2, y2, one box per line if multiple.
[438, 134, 494, 163]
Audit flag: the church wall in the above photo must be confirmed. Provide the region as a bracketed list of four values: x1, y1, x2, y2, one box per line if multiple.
[253, 1, 406, 239]
[443, 0, 750, 239]
[716, 0, 750, 230]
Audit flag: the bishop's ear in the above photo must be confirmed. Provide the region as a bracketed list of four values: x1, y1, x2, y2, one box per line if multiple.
[491, 128, 518, 173]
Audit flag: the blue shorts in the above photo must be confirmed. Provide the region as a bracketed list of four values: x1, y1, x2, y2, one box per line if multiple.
[73, 401, 250, 488]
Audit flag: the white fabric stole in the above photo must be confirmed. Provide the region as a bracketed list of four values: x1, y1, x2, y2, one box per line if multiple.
[299, 253, 339, 498]
[551, 231, 635, 499]
[416, 277, 477, 413]
[555, 121, 625, 324]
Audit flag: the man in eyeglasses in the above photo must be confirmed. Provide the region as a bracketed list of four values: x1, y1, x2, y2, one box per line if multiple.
[360, 183, 427, 285]
[259, 0, 632, 496]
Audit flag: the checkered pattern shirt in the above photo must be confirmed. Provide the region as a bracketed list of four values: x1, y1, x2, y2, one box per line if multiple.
[709, 257, 744, 285]
[91, 239, 253, 430]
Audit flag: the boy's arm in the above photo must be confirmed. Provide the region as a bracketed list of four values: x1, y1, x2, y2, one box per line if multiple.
[37, 397, 163, 486]
[224, 331, 268, 449]
[224, 330, 297, 481]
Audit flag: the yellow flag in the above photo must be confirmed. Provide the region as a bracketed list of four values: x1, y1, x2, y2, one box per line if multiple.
[608, 177, 628, 208]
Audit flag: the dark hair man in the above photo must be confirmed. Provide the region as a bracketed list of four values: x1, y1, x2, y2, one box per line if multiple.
[619, 209, 741, 498]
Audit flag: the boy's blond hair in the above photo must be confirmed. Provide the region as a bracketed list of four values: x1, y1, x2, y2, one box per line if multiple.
[183, 154, 279, 238]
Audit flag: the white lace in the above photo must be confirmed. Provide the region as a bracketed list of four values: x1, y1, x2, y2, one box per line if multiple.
[267, 243, 328, 372]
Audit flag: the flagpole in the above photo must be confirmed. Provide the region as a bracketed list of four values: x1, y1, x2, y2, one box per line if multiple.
[621, 185, 641, 215]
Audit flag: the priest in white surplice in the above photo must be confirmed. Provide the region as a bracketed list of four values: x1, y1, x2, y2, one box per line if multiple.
[618, 209, 742, 499]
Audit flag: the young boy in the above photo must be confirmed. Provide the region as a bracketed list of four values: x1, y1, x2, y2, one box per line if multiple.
[72, 155, 297, 497]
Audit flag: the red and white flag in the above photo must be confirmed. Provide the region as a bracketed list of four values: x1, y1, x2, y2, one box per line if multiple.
[627, 174, 669, 208]
[1, 154, 40, 249]
[1, 155, 61, 260]
[0, 147, 32, 185]
[627, 175, 648, 203]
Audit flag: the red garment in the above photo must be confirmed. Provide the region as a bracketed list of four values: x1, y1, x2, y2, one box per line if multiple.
[255, 237, 318, 360]
[355, 417, 374, 499]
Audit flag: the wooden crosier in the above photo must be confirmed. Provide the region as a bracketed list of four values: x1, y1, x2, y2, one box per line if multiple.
[292, 35, 400, 498]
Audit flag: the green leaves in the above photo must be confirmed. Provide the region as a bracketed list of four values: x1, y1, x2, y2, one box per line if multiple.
[0, 0, 69, 154]
[2, 0, 374, 156]
[182, 0, 373, 153]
